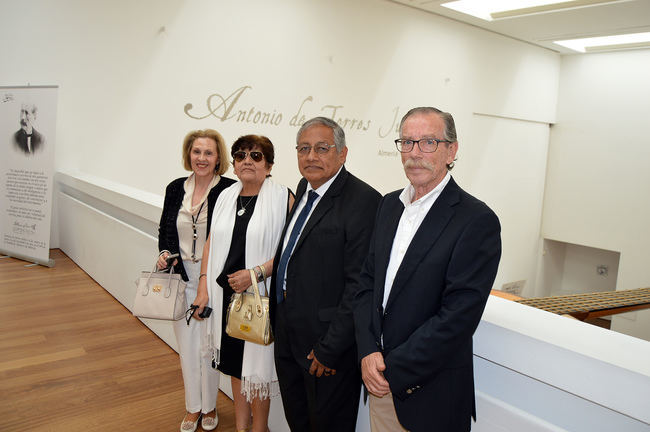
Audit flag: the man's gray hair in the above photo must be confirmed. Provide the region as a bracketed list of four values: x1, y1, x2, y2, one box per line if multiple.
[297, 117, 346, 152]
[399, 107, 457, 143]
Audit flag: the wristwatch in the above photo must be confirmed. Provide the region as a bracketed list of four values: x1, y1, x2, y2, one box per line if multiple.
[254, 266, 264, 282]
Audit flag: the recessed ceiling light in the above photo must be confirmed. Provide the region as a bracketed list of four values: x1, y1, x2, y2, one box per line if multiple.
[441, 0, 624, 21]
[554, 32, 650, 52]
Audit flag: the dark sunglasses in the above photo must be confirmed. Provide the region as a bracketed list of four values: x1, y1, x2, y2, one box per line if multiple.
[233, 151, 264, 163]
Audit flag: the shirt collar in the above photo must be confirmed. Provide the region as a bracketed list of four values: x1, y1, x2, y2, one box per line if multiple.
[182, 173, 220, 213]
[307, 165, 344, 197]
[399, 171, 451, 207]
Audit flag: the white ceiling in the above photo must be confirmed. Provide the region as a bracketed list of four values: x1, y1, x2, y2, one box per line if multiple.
[388, 0, 650, 54]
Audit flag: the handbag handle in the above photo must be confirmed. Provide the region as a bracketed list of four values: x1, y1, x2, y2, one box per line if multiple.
[248, 269, 264, 318]
[142, 258, 177, 297]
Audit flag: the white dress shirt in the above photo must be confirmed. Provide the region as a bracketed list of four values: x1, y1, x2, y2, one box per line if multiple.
[382, 172, 451, 309]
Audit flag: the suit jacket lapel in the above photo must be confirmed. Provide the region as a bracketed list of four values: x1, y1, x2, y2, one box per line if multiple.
[385, 178, 461, 310]
[290, 178, 307, 224]
[374, 196, 405, 307]
[275, 178, 306, 262]
[293, 166, 348, 253]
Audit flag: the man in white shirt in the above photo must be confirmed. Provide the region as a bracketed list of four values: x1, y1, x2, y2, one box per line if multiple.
[270, 117, 381, 432]
[354, 107, 502, 432]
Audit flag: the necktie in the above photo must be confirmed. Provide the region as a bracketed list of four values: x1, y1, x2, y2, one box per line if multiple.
[276, 190, 318, 303]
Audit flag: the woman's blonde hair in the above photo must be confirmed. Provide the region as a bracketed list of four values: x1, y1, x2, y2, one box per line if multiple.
[182, 129, 229, 175]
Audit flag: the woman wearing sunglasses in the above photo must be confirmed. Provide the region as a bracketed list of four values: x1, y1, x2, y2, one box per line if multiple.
[157, 129, 236, 432]
[193, 134, 294, 432]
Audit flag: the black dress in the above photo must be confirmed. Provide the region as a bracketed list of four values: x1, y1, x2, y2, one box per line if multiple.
[216, 195, 258, 379]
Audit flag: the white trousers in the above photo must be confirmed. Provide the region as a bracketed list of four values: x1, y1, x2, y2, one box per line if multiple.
[173, 260, 220, 414]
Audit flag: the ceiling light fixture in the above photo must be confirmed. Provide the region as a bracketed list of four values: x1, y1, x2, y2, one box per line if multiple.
[440, 0, 625, 21]
[554, 32, 650, 52]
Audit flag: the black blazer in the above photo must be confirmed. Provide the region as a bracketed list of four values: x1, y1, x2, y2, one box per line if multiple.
[270, 166, 381, 369]
[13, 128, 44, 154]
[158, 175, 235, 281]
[355, 177, 501, 432]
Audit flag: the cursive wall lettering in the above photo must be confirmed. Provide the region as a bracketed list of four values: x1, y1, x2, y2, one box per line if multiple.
[184, 86, 403, 155]
[184, 86, 253, 120]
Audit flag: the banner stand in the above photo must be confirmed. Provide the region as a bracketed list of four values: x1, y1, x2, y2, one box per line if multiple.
[1, 85, 58, 268]
[0, 250, 55, 267]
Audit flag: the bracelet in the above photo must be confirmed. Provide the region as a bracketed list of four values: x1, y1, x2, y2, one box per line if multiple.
[253, 266, 263, 282]
[199, 273, 207, 280]
[260, 264, 267, 281]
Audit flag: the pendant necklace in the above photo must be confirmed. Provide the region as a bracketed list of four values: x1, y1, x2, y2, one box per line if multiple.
[237, 195, 255, 216]
[190, 201, 205, 262]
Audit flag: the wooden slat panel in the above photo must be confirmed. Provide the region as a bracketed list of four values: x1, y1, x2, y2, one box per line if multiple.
[513, 287, 650, 319]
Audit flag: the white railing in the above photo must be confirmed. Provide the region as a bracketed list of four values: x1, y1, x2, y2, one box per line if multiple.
[56, 171, 650, 432]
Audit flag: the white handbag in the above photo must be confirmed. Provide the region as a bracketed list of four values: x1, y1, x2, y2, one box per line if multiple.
[133, 261, 187, 321]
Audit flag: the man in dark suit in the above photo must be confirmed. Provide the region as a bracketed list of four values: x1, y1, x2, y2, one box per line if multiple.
[354, 107, 501, 432]
[13, 103, 44, 155]
[270, 117, 381, 432]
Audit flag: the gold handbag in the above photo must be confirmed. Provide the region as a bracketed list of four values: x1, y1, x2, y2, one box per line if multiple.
[225, 269, 273, 345]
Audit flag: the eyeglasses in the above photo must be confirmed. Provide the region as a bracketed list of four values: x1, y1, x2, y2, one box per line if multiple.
[295, 143, 336, 155]
[233, 151, 264, 162]
[395, 138, 451, 153]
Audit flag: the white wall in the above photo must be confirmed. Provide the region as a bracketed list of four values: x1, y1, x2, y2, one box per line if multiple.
[537, 240, 620, 298]
[536, 239, 566, 298]
[543, 49, 650, 340]
[1, 0, 559, 299]
[556, 242, 619, 296]
[462, 116, 550, 297]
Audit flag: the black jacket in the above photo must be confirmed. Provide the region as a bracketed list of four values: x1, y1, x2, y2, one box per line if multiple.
[270, 166, 382, 368]
[158, 176, 235, 281]
[354, 177, 501, 431]
[14, 128, 44, 154]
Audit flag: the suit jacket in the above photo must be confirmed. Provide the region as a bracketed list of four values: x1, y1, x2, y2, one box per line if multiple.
[158, 175, 235, 281]
[13, 128, 44, 154]
[355, 177, 501, 432]
[270, 166, 381, 370]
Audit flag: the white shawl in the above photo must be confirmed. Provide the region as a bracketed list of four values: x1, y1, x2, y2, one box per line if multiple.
[205, 177, 288, 401]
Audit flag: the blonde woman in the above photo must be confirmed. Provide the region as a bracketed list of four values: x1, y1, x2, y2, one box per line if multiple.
[158, 130, 235, 432]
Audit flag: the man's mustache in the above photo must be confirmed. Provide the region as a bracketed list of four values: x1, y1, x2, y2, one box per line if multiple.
[404, 158, 434, 171]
